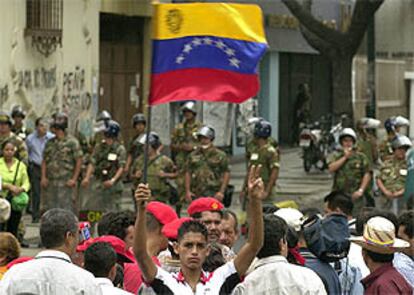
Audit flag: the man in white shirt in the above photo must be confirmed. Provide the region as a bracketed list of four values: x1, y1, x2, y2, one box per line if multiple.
[84, 241, 132, 294]
[0, 208, 102, 295]
[232, 214, 326, 295]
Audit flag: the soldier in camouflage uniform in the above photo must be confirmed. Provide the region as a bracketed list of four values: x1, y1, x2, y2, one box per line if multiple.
[376, 135, 412, 214]
[11, 105, 32, 141]
[41, 113, 83, 213]
[89, 110, 112, 153]
[185, 126, 230, 202]
[328, 128, 371, 216]
[245, 117, 279, 163]
[132, 132, 177, 203]
[124, 113, 146, 174]
[171, 102, 202, 209]
[0, 112, 28, 164]
[242, 120, 279, 205]
[81, 120, 126, 212]
[379, 116, 410, 162]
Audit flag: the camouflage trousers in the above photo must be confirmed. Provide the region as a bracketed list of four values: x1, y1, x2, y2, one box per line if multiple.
[81, 178, 123, 212]
[378, 193, 405, 215]
[41, 179, 78, 214]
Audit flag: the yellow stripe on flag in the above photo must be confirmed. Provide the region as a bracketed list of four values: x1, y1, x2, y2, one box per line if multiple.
[153, 3, 267, 44]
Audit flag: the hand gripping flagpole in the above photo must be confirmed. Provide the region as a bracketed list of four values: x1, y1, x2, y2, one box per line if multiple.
[142, 105, 152, 184]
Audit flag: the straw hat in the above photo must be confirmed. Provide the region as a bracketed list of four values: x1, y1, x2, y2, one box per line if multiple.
[349, 216, 409, 254]
[0, 198, 11, 223]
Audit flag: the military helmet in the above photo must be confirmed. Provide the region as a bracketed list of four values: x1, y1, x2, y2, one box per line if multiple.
[339, 128, 357, 143]
[197, 125, 215, 140]
[138, 132, 161, 149]
[392, 135, 412, 150]
[248, 117, 264, 125]
[11, 105, 26, 119]
[132, 113, 146, 127]
[384, 118, 396, 133]
[0, 111, 12, 125]
[181, 101, 197, 114]
[357, 117, 381, 129]
[103, 120, 120, 138]
[254, 120, 272, 138]
[394, 116, 410, 127]
[97, 110, 112, 122]
[52, 112, 68, 130]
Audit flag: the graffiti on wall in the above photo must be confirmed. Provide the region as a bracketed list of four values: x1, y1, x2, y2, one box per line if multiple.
[14, 66, 57, 90]
[63, 66, 85, 107]
[0, 84, 8, 107]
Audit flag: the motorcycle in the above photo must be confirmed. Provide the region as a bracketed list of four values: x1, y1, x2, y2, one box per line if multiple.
[299, 120, 329, 172]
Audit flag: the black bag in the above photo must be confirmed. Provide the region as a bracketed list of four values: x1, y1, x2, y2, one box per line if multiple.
[303, 213, 350, 263]
[223, 185, 234, 208]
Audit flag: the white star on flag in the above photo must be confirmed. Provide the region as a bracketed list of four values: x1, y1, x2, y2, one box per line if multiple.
[176, 55, 185, 64]
[192, 38, 202, 46]
[229, 57, 240, 68]
[203, 37, 213, 45]
[225, 48, 235, 56]
[215, 40, 226, 49]
[183, 44, 193, 53]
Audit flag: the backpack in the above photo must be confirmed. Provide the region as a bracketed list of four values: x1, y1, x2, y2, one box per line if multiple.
[303, 213, 350, 263]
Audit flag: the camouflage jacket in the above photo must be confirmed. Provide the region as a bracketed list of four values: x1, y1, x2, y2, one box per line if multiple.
[171, 120, 202, 170]
[378, 137, 395, 162]
[356, 132, 377, 166]
[0, 133, 28, 164]
[43, 135, 83, 180]
[246, 137, 279, 162]
[328, 150, 371, 194]
[377, 157, 407, 192]
[186, 146, 230, 196]
[127, 132, 145, 159]
[247, 142, 280, 186]
[91, 141, 126, 181]
[133, 154, 176, 200]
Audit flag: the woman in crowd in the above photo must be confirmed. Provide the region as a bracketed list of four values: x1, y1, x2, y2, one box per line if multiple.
[0, 232, 21, 279]
[0, 140, 30, 236]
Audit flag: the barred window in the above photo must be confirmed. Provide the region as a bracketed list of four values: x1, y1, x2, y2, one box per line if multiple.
[25, 0, 63, 57]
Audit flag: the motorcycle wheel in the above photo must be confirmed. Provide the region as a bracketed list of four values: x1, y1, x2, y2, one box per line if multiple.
[303, 149, 312, 172]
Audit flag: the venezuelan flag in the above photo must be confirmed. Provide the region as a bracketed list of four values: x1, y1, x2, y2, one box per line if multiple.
[149, 3, 268, 105]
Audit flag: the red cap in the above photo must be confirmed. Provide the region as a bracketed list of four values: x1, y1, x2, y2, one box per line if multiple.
[77, 235, 135, 263]
[7, 257, 33, 269]
[187, 197, 224, 216]
[162, 217, 192, 240]
[146, 201, 178, 225]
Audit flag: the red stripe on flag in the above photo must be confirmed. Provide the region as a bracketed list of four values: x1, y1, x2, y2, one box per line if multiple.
[149, 68, 259, 105]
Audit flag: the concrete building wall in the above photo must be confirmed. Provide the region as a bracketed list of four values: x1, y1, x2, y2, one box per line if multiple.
[0, 0, 99, 139]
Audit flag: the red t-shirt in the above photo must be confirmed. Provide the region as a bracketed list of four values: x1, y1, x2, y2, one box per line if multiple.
[124, 256, 160, 294]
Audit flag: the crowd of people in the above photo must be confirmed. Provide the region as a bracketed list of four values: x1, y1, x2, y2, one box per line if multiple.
[0, 103, 413, 294]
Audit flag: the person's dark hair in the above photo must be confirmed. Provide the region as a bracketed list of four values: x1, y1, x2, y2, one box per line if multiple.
[1, 139, 15, 151]
[84, 242, 116, 278]
[398, 210, 414, 239]
[202, 243, 225, 272]
[177, 220, 208, 242]
[262, 203, 279, 215]
[191, 210, 223, 220]
[364, 249, 394, 263]
[222, 209, 238, 233]
[257, 214, 288, 259]
[40, 209, 78, 248]
[35, 117, 45, 127]
[146, 212, 162, 233]
[106, 211, 135, 241]
[113, 263, 124, 288]
[301, 207, 322, 219]
[97, 212, 116, 236]
[324, 191, 353, 216]
[356, 207, 376, 235]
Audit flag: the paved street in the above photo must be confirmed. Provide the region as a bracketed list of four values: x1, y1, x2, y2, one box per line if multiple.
[21, 147, 333, 256]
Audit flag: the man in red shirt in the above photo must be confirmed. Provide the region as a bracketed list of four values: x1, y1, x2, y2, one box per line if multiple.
[350, 216, 413, 294]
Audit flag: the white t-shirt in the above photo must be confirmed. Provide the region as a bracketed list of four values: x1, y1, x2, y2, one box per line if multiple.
[0, 250, 102, 295]
[95, 278, 133, 295]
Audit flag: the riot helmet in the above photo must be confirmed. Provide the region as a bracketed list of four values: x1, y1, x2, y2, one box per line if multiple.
[392, 135, 412, 150]
[103, 120, 120, 138]
[0, 112, 12, 125]
[197, 125, 215, 141]
[338, 128, 357, 143]
[181, 102, 197, 114]
[138, 132, 161, 150]
[11, 105, 26, 119]
[132, 113, 146, 127]
[97, 110, 112, 122]
[52, 112, 68, 130]
[254, 120, 272, 138]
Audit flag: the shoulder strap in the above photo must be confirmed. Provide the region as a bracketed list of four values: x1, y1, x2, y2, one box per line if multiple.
[12, 160, 21, 185]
